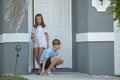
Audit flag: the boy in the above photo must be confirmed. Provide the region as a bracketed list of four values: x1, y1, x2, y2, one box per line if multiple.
[40, 39, 64, 75]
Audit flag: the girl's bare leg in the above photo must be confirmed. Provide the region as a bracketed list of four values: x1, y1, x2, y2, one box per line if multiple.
[38, 47, 45, 73]
[38, 47, 45, 61]
[34, 47, 39, 64]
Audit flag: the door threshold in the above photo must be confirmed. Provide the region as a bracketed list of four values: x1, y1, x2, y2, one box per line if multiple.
[31, 68, 73, 74]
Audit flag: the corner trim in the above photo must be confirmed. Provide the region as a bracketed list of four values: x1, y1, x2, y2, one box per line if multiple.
[76, 32, 114, 42]
[0, 33, 29, 43]
[114, 19, 120, 75]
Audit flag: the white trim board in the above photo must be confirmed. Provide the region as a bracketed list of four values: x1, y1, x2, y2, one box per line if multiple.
[76, 32, 114, 42]
[0, 32, 114, 43]
[0, 33, 29, 43]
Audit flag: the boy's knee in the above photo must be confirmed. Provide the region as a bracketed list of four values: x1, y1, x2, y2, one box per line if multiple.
[56, 56, 60, 59]
[60, 59, 64, 64]
[52, 56, 64, 64]
[55, 56, 60, 60]
[51, 56, 60, 62]
[62, 59, 64, 63]
[57, 57, 64, 64]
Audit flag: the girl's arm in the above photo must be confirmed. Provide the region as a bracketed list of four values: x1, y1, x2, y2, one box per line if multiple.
[40, 58, 48, 75]
[45, 33, 49, 48]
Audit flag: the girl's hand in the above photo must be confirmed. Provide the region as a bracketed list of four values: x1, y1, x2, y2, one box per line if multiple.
[32, 38, 35, 43]
[47, 44, 49, 48]
[31, 33, 35, 43]
[40, 69, 45, 75]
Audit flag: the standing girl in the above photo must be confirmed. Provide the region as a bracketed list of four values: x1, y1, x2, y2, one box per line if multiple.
[31, 14, 49, 73]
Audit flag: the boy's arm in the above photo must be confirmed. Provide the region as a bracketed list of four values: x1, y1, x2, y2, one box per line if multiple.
[40, 58, 48, 75]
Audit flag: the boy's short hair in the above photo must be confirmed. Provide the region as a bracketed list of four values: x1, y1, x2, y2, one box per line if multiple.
[52, 39, 61, 45]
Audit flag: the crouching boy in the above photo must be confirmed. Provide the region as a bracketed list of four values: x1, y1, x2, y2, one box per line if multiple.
[40, 39, 64, 75]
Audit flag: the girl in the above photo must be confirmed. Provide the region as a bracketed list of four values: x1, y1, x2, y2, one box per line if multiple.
[31, 13, 49, 74]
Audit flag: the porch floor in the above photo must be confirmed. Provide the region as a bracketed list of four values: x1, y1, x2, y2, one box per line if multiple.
[21, 72, 120, 80]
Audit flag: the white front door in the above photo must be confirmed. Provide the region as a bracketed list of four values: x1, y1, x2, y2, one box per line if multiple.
[34, 0, 72, 68]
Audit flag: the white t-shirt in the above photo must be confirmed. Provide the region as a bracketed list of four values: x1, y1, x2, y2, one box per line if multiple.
[32, 25, 48, 48]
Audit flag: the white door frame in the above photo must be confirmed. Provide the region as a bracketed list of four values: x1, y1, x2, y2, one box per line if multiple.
[28, 0, 34, 72]
[28, 0, 72, 72]
[70, 0, 72, 68]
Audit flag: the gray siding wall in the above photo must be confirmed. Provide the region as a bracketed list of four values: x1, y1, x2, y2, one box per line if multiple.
[72, 0, 89, 73]
[3, 0, 28, 33]
[72, 0, 88, 72]
[89, 42, 114, 75]
[0, 44, 4, 74]
[0, 0, 3, 74]
[77, 43, 89, 73]
[87, 0, 114, 75]
[72, 0, 114, 75]
[2, 43, 29, 75]
[88, 0, 113, 32]
[0, 0, 29, 75]
[72, 0, 77, 71]
[0, 0, 3, 34]
[76, 0, 88, 33]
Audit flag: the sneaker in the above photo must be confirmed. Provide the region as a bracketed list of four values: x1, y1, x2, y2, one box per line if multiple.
[47, 70, 52, 75]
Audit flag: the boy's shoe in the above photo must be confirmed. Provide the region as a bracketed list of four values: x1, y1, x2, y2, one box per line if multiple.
[46, 70, 52, 75]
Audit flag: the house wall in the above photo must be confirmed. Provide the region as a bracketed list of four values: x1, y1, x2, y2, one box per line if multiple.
[0, 0, 3, 74]
[72, 0, 114, 75]
[89, 42, 114, 75]
[0, 0, 29, 75]
[72, 0, 77, 71]
[76, 0, 88, 33]
[87, 0, 113, 32]
[0, 0, 114, 75]
[0, 0, 3, 34]
[3, 0, 28, 33]
[72, 0, 89, 73]
[0, 44, 4, 74]
[77, 43, 89, 73]
[2, 43, 29, 75]
[88, 0, 114, 75]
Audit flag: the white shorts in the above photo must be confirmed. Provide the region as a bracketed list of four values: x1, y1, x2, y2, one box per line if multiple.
[34, 41, 47, 48]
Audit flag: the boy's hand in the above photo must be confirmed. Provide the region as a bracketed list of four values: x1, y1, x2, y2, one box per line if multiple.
[40, 69, 45, 75]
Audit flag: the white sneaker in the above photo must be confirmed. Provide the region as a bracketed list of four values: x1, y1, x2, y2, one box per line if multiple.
[47, 70, 52, 75]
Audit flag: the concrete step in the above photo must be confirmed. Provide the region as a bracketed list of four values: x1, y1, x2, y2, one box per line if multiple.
[21, 72, 120, 80]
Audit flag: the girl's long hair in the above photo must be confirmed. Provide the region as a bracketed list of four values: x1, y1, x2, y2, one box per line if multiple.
[33, 13, 46, 28]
